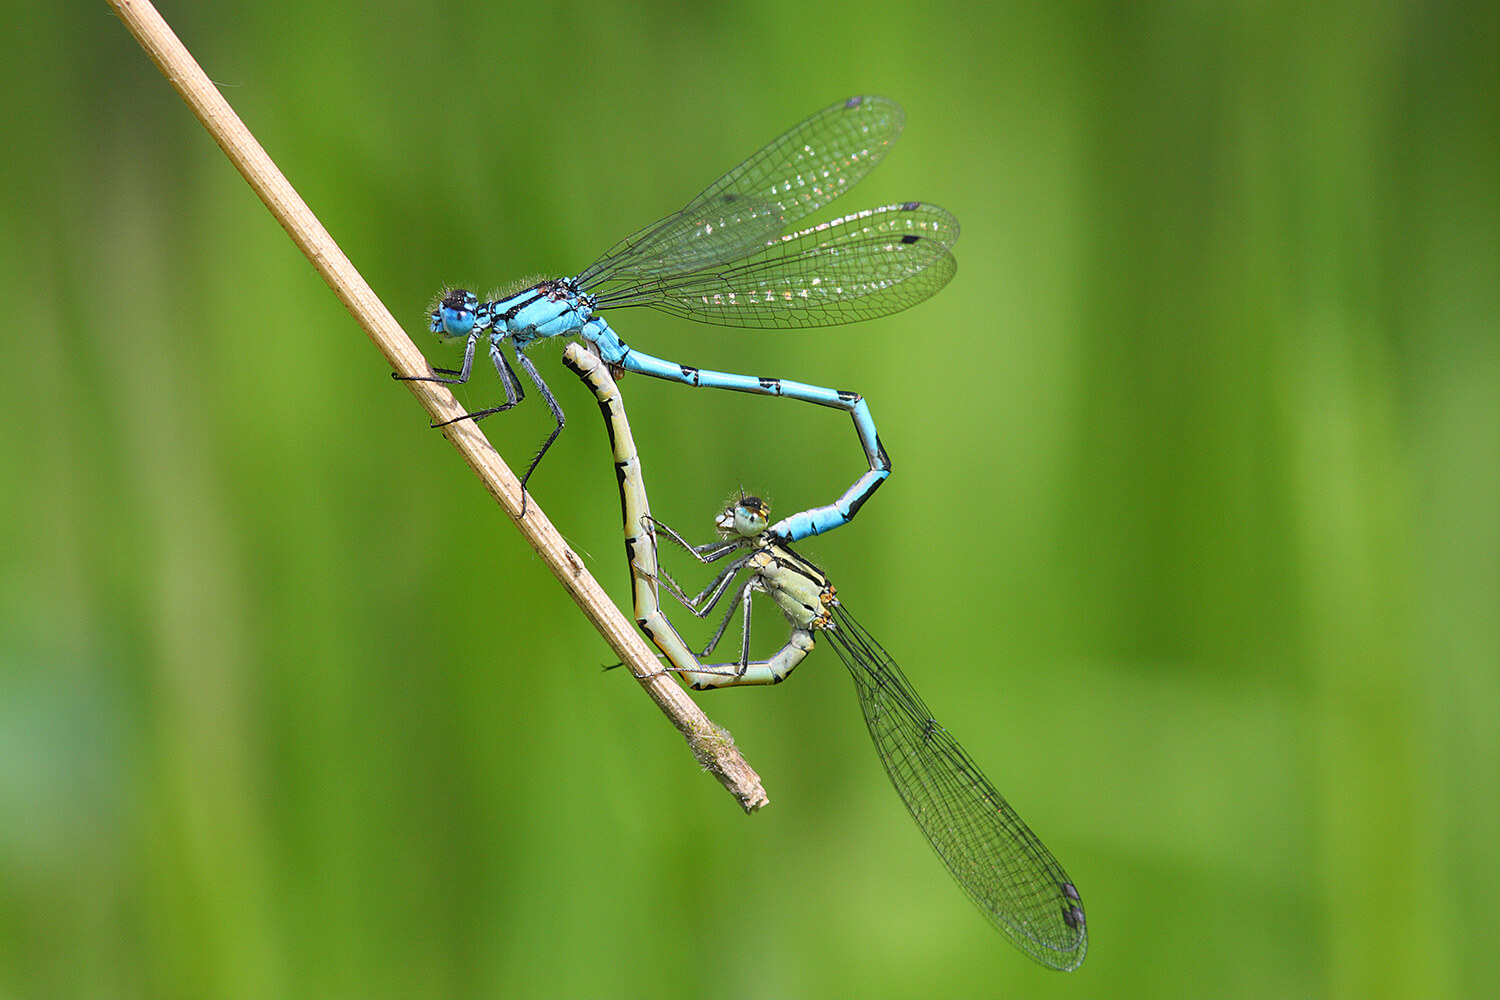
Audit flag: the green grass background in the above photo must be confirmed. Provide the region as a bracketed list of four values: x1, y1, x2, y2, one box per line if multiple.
[3, 1, 1496, 997]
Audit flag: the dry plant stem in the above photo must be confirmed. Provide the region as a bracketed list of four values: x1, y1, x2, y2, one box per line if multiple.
[108, 0, 768, 812]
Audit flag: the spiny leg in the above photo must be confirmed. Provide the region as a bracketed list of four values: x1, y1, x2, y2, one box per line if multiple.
[428, 344, 527, 428]
[394, 332, 529, 428]
[510, 348, 566, 516]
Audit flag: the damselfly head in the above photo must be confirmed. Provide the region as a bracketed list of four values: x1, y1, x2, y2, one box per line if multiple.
[718, 495, 771, 539]
[429, 288, 479, 340]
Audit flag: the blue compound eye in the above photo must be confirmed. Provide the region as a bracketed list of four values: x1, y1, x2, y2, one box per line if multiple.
[430, 289, 479, 340]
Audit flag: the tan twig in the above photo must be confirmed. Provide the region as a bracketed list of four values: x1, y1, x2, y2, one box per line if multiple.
[107, 0, 767, 811]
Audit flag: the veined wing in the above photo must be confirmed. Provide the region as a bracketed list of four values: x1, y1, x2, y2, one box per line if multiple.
[826, 606, 1088, 971]
[578, 96, 905, 286]
[591, 203, 958, 328]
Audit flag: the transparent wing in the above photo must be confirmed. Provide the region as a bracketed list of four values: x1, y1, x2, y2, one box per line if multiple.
[826, 606, 1088, 971]
[591, 203, 958, 329]
[577, 96, 905, 286]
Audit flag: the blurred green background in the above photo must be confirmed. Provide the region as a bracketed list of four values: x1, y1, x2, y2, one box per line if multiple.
[3, 1, 1496, 997]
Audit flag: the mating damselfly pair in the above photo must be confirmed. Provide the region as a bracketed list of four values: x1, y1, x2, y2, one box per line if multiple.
[406, 97, 1086, 969]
